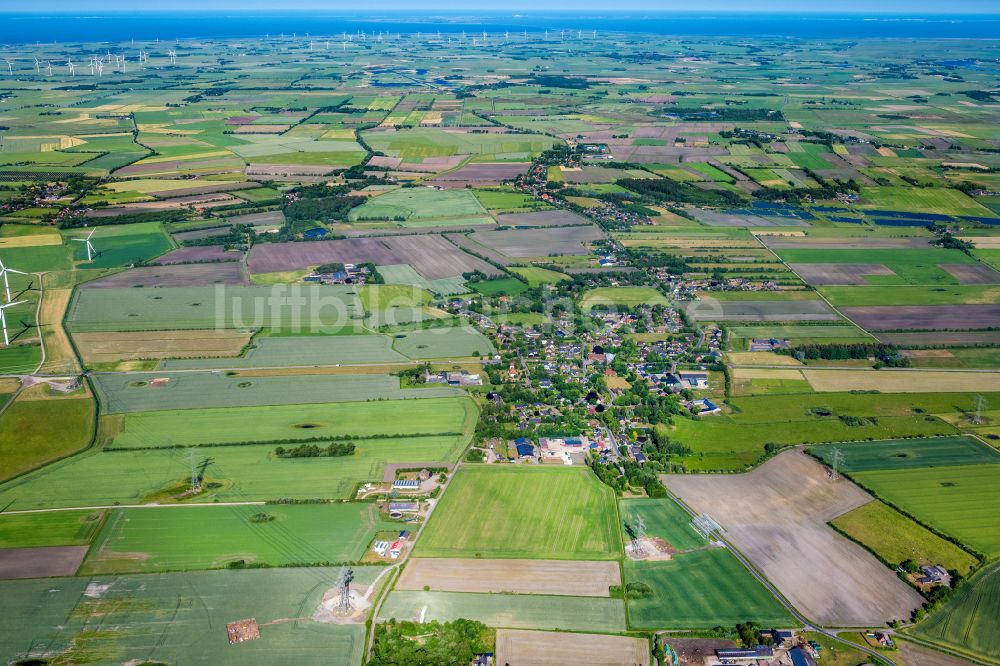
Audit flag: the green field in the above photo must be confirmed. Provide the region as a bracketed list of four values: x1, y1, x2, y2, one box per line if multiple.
[0, 568, 378, 665]
[509, 266, 571, 286]
[82, 503, 398, 573]
[67, 222, 173, 269]
[858, 187, 992, 217]
[776, 248, 978, 285]
[417, 466, 621, 560]
[391, 326, 495, 359]
[359, 284, 433, 310]
[831, 501, 979, 573]
[379, 590, 626, 632]
[0, 394, 95, 482]
[809, 436, 1000, 473]
[0, 435, 469, 509]
[619, 498, 707, 552]
[0, 509, 105, 548]
[668, 414, 956, 471]
[109, 395, 476, 447]
[624, 549, 795, 629]
[852, 464, 1000, 558]
[470, 277, 529, 296]
[908, 562, 1000, 665]
[92, 372, 461, 413]
[159, 334, 407, 368]
[67, 285, 364, 332]
[349, 188, 487, 222]
[580, 287, 669, 310]
[362, 127, 556, 158]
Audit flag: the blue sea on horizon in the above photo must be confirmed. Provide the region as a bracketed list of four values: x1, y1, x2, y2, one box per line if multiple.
[0, 12, 998, 44]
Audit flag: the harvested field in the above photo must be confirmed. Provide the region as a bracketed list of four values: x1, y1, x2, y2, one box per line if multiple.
[152, 245, 239, 264]
[224, 210, 286, 226]
[496, 629, 649, 666]
[494, 210, 592, 227]
[686, 299, 839, 321]
[248, 235, 500, 279]
[875, 331, 1000, 346]
[842, 304, 1000, 330]
[802, 368, 1000, 393]
[429, 162, 530, 182]
[73, 329, 253, 363]
[171, 225, 231, 242]
[896, 640, 980, 666]
[81, 262, 247, 288]
[939, 263, 1000, 285]
[445, 232, 510, 266]
[467, 225, 606, 257]
[0, 545, 88, 580]
[790, 263, 896, 285]
[762, 236, 933, 250]
[379, 590, 626, 633]
[397, 559, 619, 596]
[664, 450, 924, 626]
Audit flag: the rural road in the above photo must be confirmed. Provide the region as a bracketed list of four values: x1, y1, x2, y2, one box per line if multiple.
[363, 456, 466, 660]
[665, 490, 902, 666]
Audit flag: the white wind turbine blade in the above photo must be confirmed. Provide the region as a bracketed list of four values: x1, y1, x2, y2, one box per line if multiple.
[0, 300, 26, 346]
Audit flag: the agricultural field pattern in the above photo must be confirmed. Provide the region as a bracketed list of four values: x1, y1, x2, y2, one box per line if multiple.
[0, 8, 999, 666]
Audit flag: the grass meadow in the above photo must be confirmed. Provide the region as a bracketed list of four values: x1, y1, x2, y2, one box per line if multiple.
[619, 498, 707, 552]
[82, 503, 398, 573]
[831, 501, 979, 573]
[0, 509, 106, 548]
[624, 549, 794, 629]
[417, 466, 621, 560]
[0, 435, 468, 509]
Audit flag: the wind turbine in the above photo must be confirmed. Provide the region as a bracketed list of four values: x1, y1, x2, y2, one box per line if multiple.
[67, 57, 75, 76]
[73, 228, 98, 261]
[0, 258, 27, 303]
[0, 300, 26, 346]
[3, 59, 12, 75]
[46, 61, 52, 76]
[33, 56, 39, 73]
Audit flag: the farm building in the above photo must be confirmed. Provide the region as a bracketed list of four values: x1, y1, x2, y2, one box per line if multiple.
[514, 438, 536, 459]
[789, 646, 817, 666]
[392, 479, 420, 490]
[919, 564, 951, 586]
[388, 501, 419, 513]
[425, 370, 483, 386]
[716, 646, 775, 662]
[687, 399, 721, 415]
[677, 371, 709, 389]
[372, 540, 390, 557]
[750, 338, 790, 352]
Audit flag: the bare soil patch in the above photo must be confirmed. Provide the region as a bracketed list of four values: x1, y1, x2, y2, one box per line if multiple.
[153, 246, 239, 264]
[896, 640, 978, 666]
[876, 331, 1000, 346]
[81, 262, 247, 288]
[939, 263, 1000, 285]
[74, 329, 252, 363]
[664, 638, 737, 666]
[789, 263, 896, 286]
[625, 536, 675, 561]
[398, 558, 620, 596]
[468, 225, 606, 257]
[496, 629, 649, 666]
[0, 545, 89, 579]
[248, 235, 499, 279]
[664, 450, 924, 626]
[843, 304, 1000, 331]
[495, 210, 592, 227]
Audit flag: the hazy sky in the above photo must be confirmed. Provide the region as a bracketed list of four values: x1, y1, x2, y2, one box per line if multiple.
[10, 1, 1000, 13]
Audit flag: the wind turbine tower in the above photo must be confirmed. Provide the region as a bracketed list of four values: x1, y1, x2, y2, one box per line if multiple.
[0, 258, 27, 303]
[0, 300, 26, 346]
[73, 229, 98, 261]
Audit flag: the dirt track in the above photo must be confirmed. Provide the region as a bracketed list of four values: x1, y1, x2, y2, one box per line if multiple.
[397, 558, 619, 596]
[496, 629, 649, 666]
[664, 450, 924, 627]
